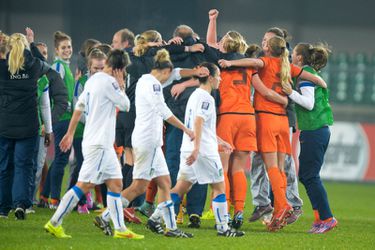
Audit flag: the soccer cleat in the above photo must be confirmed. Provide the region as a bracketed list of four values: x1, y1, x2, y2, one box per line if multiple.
[231, 211, 244, 229]
[146, 219, 164, 234]
[267, 205, 293, 232]
[285, 207, 303, 225]
[201, 209, 215, 220]
[217, 228, 245, 237]
[248, 204, 273, 222]
[113, 229, 144, 240]
[308, 221, 323, 234]
[164, 228, 193, 238]
[44, 221, 71, 238]
[38, 196, 49, 208]
[26, 207, 36, 214]
[314, 217, 338, 234]
[136, 202, 155, 218]
[93, 215, 113, 236]
[123, 207, 142, 224]
[77, 204, 90, 214]
[188, 214, 201, 228]
[0, 212, 8, 219]
[15, 207, 26, 220]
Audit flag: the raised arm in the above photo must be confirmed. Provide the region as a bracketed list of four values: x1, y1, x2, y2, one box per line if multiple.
[206, 9, 220, 49]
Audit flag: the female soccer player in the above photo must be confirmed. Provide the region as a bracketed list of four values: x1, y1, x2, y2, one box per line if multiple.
[96, 49, 200, 238]
[219, 36, 327, 231]
[151, 62, 245, 237]
[206, 9, 289, 229]
[282, 43, 337, 234]
[44, 49, 145, 239]
[68, 48, 107, 214]
[41, 31, 75, 209]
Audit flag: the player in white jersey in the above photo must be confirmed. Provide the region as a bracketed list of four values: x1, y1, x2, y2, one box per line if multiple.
[96, 49, 209, 238]
[148, 62, 245, 237]
[44, 49, 144, 240]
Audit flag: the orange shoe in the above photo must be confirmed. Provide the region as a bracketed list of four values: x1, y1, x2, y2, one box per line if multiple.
[123, 207, 142, 224]
[267, 205, 293, 232]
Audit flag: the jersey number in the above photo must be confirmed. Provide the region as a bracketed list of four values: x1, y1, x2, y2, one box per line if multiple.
[232, 69, 248, 85]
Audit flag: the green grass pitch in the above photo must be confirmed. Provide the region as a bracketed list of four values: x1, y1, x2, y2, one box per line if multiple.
[0, 182, 374, 249]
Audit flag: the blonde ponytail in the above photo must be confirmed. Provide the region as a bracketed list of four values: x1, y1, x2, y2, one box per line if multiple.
[280, 47, 291, 87]
[8, 33, 28, 75]
[153, 49, 173, 70]
[134, 30, 162, 56]
[222, 31, 248, 54]
[268, 36, 291, 87]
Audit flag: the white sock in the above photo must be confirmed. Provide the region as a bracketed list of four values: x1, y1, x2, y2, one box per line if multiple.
[100, 195, 129, 222]
[212, 194, 229, 232]
[149, 203, 163, 223]
[101, 208, 111, 222]
[107, 192, 126, 232]
[51, 186, 83, 226]
[161, 200, 177, 230]
[121, 196, 130, 208]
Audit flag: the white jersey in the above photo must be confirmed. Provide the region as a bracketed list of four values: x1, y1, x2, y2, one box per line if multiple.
[75, 72, 130, 148]
[132, 74, 174, 148]
[181, 88, 218, 157]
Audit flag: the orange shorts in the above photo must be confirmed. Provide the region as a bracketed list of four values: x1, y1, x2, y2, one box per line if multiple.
[216, 114, 257, 152]
[256, 113, 291, 154]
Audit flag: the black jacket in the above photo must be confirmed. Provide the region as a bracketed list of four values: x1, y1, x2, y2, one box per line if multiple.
[0, 50, 50, 138]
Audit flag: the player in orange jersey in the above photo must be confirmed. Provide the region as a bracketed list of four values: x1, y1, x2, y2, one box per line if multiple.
[219, 35, 327, 231]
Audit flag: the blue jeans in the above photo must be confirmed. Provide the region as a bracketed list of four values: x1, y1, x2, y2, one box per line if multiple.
[0, 135, 38, 214]
[299, 126, 333, 220]
[29, 136, 41, 206]
[165, 124, 207, 216]
[42, 120, 71, 200]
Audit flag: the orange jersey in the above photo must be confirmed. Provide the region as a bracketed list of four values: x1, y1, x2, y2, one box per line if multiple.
[219, 68, 256, 114]
[254, 57, 302, 114]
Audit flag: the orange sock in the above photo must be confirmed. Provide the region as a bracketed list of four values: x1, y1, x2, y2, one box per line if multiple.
[146, 179, 158, 204]
[313, 210, 321, 222]
[267, 167, 288, 213]
[224, 171, 231, 210]
[232, 171, 247, 213]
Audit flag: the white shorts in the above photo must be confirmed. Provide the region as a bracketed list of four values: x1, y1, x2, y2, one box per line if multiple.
[132, 147, 169, 181]
[78, 146, 122, 185]
[177, 153, 224, 185]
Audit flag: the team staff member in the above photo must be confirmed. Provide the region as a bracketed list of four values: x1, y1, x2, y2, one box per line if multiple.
[0, 31, 50, 219]
[282, 43, 337, 234]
